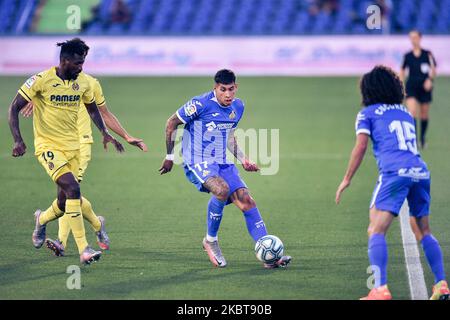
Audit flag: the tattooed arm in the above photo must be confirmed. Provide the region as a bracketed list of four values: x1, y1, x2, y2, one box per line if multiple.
[227, 129, 259, 172]
[159, 113, 184, 175]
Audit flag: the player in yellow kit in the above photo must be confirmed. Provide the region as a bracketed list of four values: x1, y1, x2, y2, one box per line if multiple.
[8, 38, 124, 265]
[21, 73, 148, 256]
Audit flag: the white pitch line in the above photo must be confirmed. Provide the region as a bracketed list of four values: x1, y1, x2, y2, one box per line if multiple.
[399, 201, 429, 300]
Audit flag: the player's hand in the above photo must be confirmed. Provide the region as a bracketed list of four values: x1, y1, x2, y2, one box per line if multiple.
[423, 78, 433, 92]
[20, 103, 34, 118]
[159, 159, 173, 175]
[103, 132, 125, 153]
[242, 158, 259, 172]
[335, 178, 351, 204]
[126, 136, 148, 152]
[12, 140, 26, 157]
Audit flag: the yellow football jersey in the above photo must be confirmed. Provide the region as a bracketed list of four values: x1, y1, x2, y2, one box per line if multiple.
[18, 67, 95, 154]
[78, 75, 106, 144]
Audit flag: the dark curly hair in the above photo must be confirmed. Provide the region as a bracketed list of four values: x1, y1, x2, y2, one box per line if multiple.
[360, 65, 405, 107]
[57, 38, 89, 60]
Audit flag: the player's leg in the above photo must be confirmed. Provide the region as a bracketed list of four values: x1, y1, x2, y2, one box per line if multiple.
[77, 144, 109, 249]
[419, 103, 430, 148]
[362, 174, 408, 300]
[230, 188, 268, 242]
[55, 173, 86, 252]
[367, 207, 395, 289]
[56, 173, 101, 264]
[408, 178, 448, 300]
[405, 97, 419, 131]
[203, 176, 229, 241]
[222, 164, 290, 268]
[201, 176, 229, 267]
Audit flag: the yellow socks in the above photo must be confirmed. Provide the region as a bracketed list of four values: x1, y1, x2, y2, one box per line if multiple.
[58, 214, 71, 248]
[81, 197, 101, 232]
[65, 199, 88, 254]
[39, 200, 64, 225]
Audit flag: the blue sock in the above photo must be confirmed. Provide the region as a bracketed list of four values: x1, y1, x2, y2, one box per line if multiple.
[421, 234, 446, 284]
[243, 207, 267, 242]
[206, 197, 226, 238]
[368, 233, 388, 287]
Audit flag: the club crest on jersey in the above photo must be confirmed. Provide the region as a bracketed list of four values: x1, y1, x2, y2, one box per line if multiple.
[24, 75, 37, 89]
[48, 162, 54, 170]
[72, 83, 79, 91]
[229, 110, 236, 119]
[202, 170, 210, 177]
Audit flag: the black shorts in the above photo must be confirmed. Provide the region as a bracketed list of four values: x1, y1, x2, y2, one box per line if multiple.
[406, 80, 432, 103]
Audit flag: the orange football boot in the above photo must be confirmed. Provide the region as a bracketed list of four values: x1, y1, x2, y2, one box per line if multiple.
[360, 285, 392, 300]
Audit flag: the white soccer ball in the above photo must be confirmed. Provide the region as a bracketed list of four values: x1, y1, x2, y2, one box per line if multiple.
[254, 235, 284, 264]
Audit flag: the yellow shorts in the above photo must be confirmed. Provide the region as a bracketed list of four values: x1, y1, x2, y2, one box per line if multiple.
[78, 143, 92, 182]
[36, 149, 80, 182]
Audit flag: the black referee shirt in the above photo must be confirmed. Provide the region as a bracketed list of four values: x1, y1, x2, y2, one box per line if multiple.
[401, 49, 436, 83]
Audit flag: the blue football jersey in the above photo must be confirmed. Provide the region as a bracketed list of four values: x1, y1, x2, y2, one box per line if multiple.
[355, 103, 428, 174]
[176, 91, 245, 165]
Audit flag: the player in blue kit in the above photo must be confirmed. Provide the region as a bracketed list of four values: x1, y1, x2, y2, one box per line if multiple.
[159, 69, 291, 269]
[335, 65, 448, 300]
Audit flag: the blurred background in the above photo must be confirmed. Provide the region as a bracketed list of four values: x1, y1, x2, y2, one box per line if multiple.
[1, 0, 450, 35]
[0, 0, 449, 76]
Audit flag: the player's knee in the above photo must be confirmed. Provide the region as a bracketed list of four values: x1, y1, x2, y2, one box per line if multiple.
[240, 194, 256, 212]
[57, 199, 66, 212]
[65, 182, 81, 199]
[216, 186, 229, 202]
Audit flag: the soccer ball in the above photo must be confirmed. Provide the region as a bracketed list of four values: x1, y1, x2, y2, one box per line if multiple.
[254, 235, 284, 264]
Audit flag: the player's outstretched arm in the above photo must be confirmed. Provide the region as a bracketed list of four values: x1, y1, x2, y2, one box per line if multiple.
[8, 94, 29, 157]
[159, 113, 183, 175]
[335, 133, 369, 204]
[85, 102, 124, 153]
[99, 104, 148, 151]
[227, 130, 259, 172]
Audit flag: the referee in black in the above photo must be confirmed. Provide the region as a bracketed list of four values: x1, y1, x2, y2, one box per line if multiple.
[400, 29, 437, 149]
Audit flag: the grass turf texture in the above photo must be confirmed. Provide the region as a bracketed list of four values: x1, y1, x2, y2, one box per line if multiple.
[0, 76, 449, 300]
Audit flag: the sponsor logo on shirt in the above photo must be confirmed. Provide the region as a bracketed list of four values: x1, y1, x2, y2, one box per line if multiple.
[50, 95, 81, 102]
[205, 121, 234, 131]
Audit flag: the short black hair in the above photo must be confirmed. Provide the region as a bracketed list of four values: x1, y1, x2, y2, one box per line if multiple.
[57, 38, 89, 60]
[360, 65, 405, 106]
[214, 69, 236, 85]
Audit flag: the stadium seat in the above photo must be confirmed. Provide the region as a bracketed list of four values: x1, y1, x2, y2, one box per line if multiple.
[1, 0, 450, 35]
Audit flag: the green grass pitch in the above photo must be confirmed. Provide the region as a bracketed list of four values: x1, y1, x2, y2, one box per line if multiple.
[0, 76, 449, 299]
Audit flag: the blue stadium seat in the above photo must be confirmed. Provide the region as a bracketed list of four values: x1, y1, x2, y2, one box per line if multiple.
[1, 0, 449, 35]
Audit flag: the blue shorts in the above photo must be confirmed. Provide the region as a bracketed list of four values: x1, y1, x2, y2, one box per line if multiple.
[370, 171, 430, 217]
[184, 162, 247, 204]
